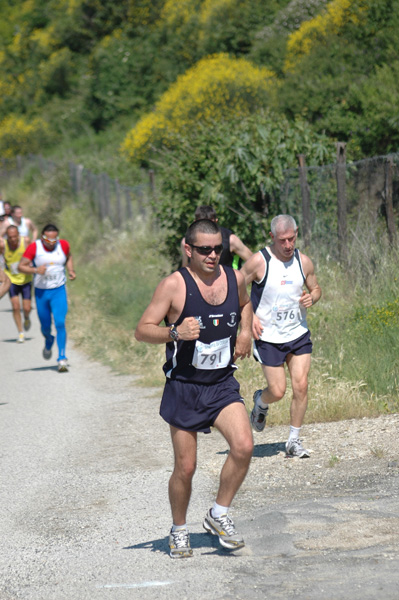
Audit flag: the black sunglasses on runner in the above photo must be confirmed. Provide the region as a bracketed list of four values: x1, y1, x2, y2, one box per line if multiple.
[189, 244, 224, 256]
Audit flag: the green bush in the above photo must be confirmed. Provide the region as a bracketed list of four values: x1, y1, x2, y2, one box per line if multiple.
[151, 112, 336, 262]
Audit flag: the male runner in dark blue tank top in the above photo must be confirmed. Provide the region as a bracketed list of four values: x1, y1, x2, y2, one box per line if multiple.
[135, 219, 253, 558]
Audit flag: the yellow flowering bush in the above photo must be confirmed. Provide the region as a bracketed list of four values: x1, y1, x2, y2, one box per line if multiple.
[121, 53, 275, 161]
[0, 115, 51, 158]
[285, 0, 368, 72]
[159, 0, 201, 30]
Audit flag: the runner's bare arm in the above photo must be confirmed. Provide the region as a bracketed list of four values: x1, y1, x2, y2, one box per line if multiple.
[233, 270, 252, 360]
[0, 269, 10, 299]
[135, 274, 200, 344]
[27, 218, 38, 241]
[299, 254, 322, 308]
[18, 256, 45, 275]
[66, 254, 76, 280]
[240, 251, 264, 286]
[229, 234, 253, 262]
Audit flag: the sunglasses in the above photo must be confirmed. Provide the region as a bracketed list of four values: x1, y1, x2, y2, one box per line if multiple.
[42, 235, 59, 244]
[189, 244, 223, 256]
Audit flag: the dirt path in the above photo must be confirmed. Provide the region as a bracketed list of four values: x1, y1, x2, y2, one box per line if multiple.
[1, 295, 398, 600]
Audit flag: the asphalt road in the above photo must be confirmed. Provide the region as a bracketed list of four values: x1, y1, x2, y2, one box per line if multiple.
[1, 294, 398, 600]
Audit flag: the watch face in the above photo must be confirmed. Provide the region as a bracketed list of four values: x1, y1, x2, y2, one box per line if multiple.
[170, 326, 178, 341]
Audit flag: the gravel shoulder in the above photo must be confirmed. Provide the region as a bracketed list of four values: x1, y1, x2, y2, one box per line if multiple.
[1, 295, 398, 600]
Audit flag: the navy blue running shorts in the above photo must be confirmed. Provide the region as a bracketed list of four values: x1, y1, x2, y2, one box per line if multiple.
[160, 375, 244, 433]
[9, 281, 32, 300]
[253, 330, 312, 367]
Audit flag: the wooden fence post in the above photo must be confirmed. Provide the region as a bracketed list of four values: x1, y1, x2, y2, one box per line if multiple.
[384, 156, 396, 247]
[148, 169, 155, 198]
[115, 179, 122, 228]
[336, 142, 348, 263]
[298, 154, 311, 247]
[16, 155, 23, 177]
[101, 173, 110, 220]
[125, 189, 133, 221]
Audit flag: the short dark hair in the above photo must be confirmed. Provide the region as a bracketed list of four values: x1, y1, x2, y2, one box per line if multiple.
[6, 225, 18, 234]
[185, 219, 221, 245]
[41, 223, 59, 235]
[194, 205, 217, 221]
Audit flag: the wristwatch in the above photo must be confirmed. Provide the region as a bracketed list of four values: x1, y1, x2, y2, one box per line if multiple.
[169, 324, 179, 342]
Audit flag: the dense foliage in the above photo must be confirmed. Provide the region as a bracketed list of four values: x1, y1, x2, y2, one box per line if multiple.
[151, 112, 335, 262]
[1, 0, 399, 167]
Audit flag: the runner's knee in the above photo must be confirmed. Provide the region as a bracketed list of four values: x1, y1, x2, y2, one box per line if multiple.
[175, 457, 197, 481]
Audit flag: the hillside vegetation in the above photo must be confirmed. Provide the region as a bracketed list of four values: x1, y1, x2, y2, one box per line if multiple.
[2, 0, 399, 254]
[1, 0, 399, 163]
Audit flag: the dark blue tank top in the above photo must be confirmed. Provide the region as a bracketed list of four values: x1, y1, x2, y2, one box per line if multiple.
[163, 266, 241, 383]
[220, 227, 234, 267]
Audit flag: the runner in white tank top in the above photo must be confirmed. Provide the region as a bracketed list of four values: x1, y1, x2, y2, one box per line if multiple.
[18, 224, 76, 373]
[241, 214, 321, 458]
[8, 206, 37, 242]
[252, 246, 308, 344]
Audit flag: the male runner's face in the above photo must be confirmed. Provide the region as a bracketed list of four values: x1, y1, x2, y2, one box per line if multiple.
[7, 228, 19, 249]
[13, 208, 23, 222]
[42, 230, 59, 251]
[187, 232, 223, 274]
[271, 228, 297, 262]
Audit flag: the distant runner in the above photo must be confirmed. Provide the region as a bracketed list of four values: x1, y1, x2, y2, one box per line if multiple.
[0, 225, 33, 343]
[19, 224, 76, 372]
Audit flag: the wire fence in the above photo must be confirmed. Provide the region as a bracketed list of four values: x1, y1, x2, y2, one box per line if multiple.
[0, 154, 154, 230]
[2, 148, 399, 263]
[280, 146, 399, 262]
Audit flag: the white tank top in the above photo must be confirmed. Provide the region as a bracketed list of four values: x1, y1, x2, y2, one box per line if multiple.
[251, 247, 308, 343]
[8, 217, 30, 238]
[33, 240, 67, 289]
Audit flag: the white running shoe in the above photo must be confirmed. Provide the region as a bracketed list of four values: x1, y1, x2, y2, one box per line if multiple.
[17, 332, 24, 343]
[203, 509, 245, 549]
[58, 359, 68, 373]
[169, 529, 193, 559]
[286, 438, 310, 458]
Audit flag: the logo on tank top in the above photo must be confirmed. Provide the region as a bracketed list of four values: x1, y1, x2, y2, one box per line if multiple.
[227, 312, 237, 327]
[194, 316, 206, 329]
[281, 280, 293, 285]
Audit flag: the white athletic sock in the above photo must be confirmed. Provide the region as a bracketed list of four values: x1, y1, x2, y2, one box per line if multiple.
[211, 502, 229, 518]
[257, 390, 268, 409]
[288, 426, 301, 442]
[171, 523, 188, 532]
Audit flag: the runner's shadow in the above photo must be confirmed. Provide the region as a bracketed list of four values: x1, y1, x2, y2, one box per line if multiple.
[16, 366, 59, 372]
[2, 337, 33, 343]
[253, 442, 286, 457]
[217, 442, 285, 458]
[124, 532, 238, 556]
